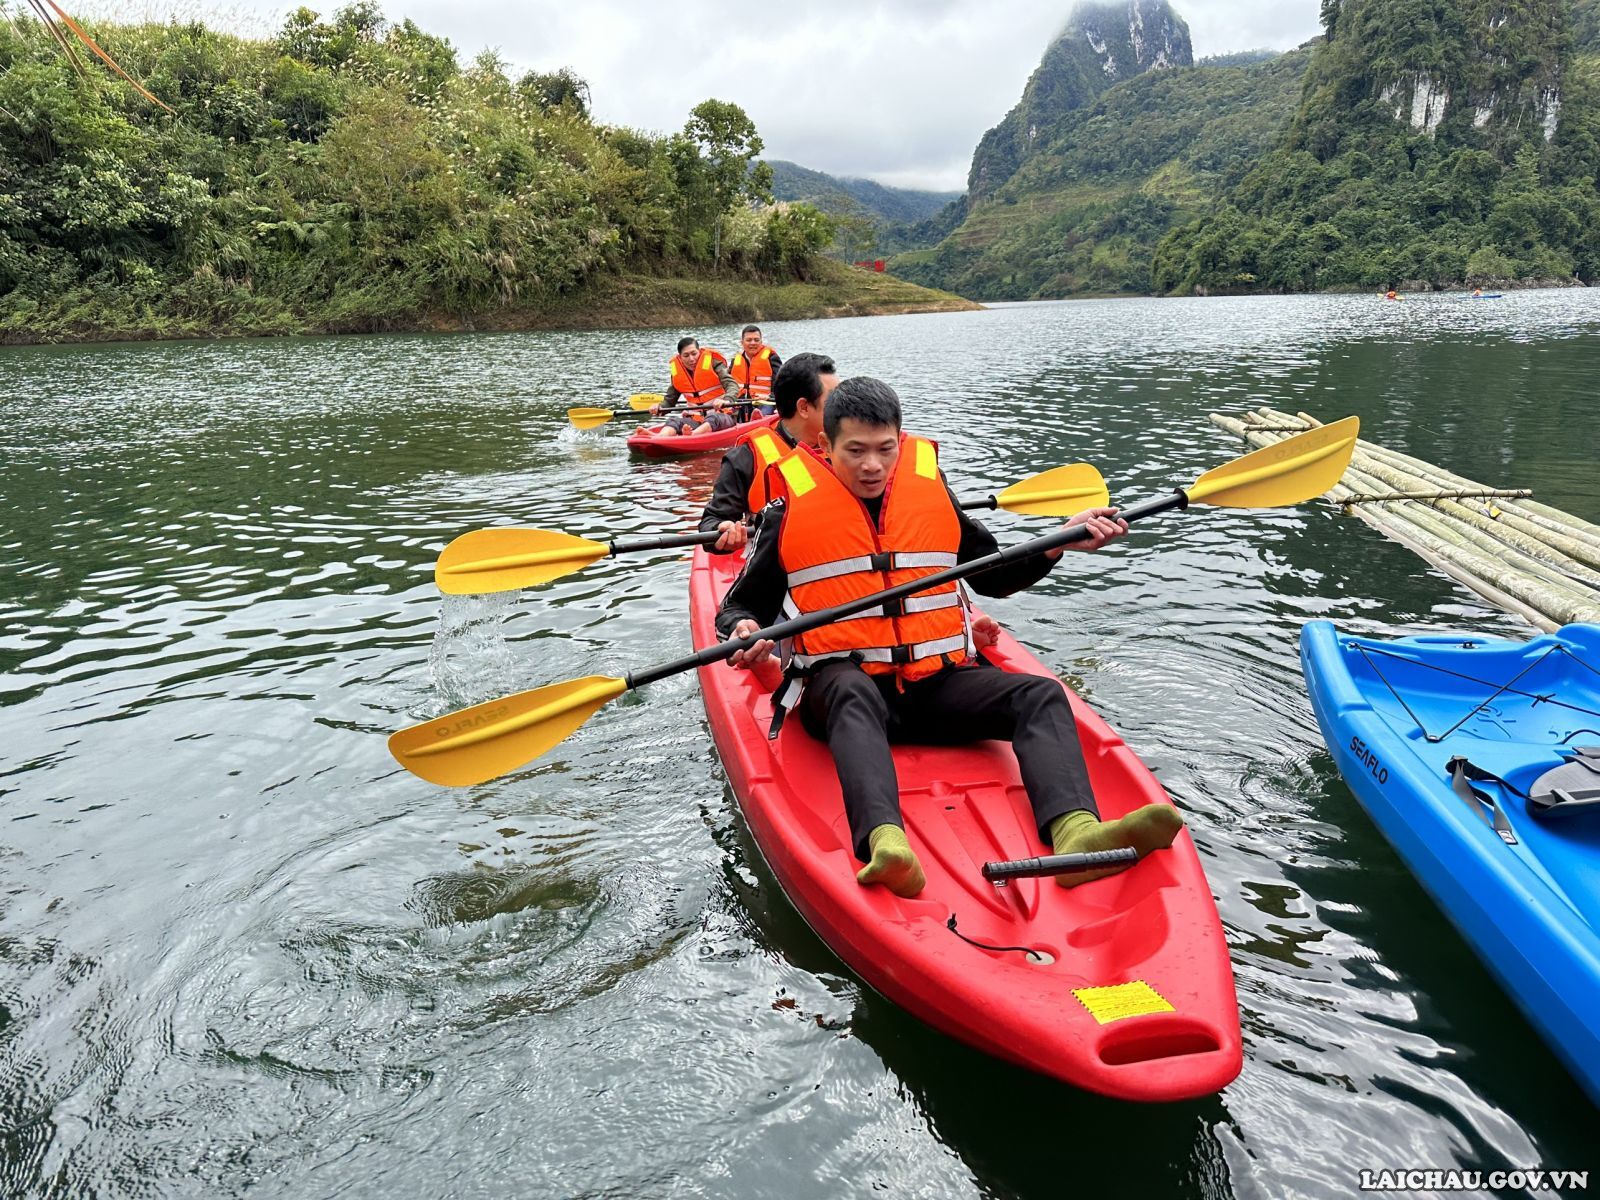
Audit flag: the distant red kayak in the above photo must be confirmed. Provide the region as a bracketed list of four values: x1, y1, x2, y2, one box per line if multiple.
[689, 548, 1242, 1100]
[627, 413, 777, 458]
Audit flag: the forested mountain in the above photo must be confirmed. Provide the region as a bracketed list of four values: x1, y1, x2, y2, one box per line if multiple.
[967, 0, 1194, 202]
[766, 160, 959, 225]
[896, 0, 1600, 300]
[0, 5, 841, 340]
[893, 1, 1308, 298]
[1155, 0, 1600, 292]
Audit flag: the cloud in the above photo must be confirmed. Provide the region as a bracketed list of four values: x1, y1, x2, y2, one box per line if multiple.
[154, 0, 1324, 190]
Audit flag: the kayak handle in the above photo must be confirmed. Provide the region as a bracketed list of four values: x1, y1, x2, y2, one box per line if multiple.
[982, 847, 1138, 882]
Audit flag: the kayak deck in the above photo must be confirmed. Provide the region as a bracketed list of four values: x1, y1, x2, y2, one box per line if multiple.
[1300, 621, 1600, 1104]
[627, 413, 777, 458]
[690, 548, 1241, 1100]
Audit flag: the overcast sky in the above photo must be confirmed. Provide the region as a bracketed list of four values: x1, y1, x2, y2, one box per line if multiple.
[160, 0, 1325, 191]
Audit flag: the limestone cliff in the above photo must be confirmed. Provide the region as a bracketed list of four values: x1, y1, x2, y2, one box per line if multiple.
[968, 0, 1193, 200]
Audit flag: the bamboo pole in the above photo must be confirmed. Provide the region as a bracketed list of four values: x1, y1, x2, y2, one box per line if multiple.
[1329, 451, 1600, 589]
[1256, 408, 1600, 559]
[1339, 489, 1533, 504]
[1209, 413, 1600, 628]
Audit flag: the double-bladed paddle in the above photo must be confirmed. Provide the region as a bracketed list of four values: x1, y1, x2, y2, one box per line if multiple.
[433, 463, 1113, 595]
[391, 418, 1358, 786]
[568, 399, 718, 430]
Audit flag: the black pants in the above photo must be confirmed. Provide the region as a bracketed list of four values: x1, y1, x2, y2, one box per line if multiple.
[798, 659, 1100, 862]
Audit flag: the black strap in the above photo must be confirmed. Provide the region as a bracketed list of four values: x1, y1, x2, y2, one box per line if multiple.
[1447, 756, 1520, 845]
[946, 914, 1045, 962]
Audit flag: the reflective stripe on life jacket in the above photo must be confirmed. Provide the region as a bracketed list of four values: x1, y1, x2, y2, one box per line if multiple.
[730, 346, 775, 400]
[771, 434, 973, 687]
[669, 349, 728, 422]
[739, 425, 791, 516]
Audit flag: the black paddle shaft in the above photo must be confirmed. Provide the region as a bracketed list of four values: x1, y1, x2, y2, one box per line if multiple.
[626, 489, 1188, 689]
[982, 847, 1139, 881]
[609, 493, 1047, 557]
[611, 530, 720, 554]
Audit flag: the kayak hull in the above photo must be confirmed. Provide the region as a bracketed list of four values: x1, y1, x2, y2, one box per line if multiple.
[1300, 621, 1600, 1105]
[690, 549, 1241, 1100]
[627, 413, 777, 458]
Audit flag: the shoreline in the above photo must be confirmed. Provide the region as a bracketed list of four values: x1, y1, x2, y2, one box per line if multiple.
[0, 264, 980, 348]
[922, 277, 1588, 306]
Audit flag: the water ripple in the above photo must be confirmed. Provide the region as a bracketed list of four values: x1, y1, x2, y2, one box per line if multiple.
[2, 291, 1598, 1198]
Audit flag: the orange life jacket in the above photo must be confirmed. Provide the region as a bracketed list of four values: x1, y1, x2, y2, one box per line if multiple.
[769, 434, 972, 687]
[730, 346, 775, 401]
[669, 349, 728, 423]
[738, 423, 797, 515]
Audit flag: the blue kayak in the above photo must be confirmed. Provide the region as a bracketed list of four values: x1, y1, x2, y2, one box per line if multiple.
[1301, 621, 1600, 1104]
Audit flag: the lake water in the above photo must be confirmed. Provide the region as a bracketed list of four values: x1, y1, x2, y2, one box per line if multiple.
[3, 291, 1597, 1198]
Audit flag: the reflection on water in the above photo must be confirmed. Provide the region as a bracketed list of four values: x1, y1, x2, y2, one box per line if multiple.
[2, 291, 1598, 1198]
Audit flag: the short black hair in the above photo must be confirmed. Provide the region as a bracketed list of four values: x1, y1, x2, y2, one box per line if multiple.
[676, 336, 699, 353]
[740, 324, 761, 337]
[824, 377, 901, 441]
[771, 352, 835, 419]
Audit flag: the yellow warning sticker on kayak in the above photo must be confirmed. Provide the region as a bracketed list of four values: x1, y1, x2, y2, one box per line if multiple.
[1072, 981, 1175, 1024]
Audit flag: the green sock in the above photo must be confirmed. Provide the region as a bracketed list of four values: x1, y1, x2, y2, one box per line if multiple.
[1046, 804, 1185, 889]
[855, 824, 926, 898]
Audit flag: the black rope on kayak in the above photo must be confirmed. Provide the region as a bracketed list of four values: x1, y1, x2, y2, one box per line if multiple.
[1354, 645, 1438, 740]
[946, 914, 1046, 963]
[1355, 644, 1600, 743]
[1560, 728, 1600, 744]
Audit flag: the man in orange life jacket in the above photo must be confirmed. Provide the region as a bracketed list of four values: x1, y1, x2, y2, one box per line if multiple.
[728, 324, 782, 420]
[699, 352, 837, 554]
[652, 336, 739, 437]
[716, 377, 1185, 899]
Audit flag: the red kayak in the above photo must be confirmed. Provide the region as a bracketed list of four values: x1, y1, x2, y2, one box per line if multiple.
[627, 413, 777, 459]
[689, 547, 1241, 1100]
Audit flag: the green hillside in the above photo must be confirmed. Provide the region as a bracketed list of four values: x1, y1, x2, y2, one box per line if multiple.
[895, 0, 1600, 300]
[1154, 0, 1600, 292]
[894, 45, 1310, 297]
[766, 160, 960, 225]
[0, 4, 858, 341]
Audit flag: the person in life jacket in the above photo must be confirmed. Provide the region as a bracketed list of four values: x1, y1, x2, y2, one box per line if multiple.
[728, 324, 782, 421]
[652, 336, 739, 437]
[698, 351, 836, 554]
[715, 377, 1185, 899]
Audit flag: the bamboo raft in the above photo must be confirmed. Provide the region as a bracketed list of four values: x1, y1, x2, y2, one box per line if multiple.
[1208, 407, 1600, 631]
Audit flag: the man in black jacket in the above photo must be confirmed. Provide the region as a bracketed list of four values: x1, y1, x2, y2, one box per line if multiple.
[716, 377, 1182, 898]
[698, 352, 838, 554]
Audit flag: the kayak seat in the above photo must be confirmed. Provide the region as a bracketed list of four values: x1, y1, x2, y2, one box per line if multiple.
[1529, 747, 1600, 822]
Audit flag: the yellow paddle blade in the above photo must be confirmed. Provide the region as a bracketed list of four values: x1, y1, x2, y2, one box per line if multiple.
[994, 463, 1110, 517]
[1187, 416, 1359, 508]
[568, 407, 616, 429]
[390, 675, 629, 787]
[435, 528, 610, 595]
[628, 393, 665, 411]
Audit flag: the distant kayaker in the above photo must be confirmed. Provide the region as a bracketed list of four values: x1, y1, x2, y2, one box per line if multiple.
[652, 337, 738, 437]
[716, 377, 1185, 899]
[1472, 287, 1484, 298]
[699, 352, 838, 554]
[728, 325, 782, 420]
[1385, 289, 1399, 301]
